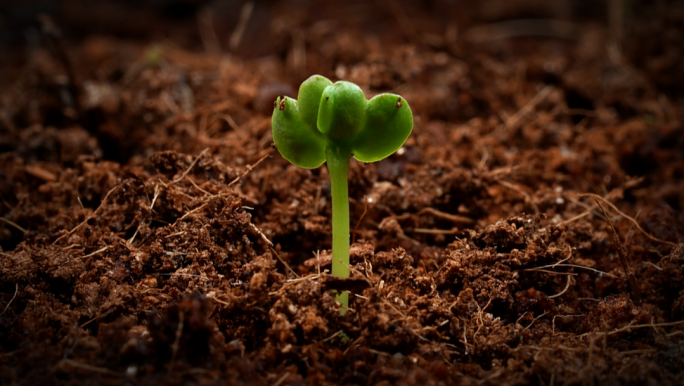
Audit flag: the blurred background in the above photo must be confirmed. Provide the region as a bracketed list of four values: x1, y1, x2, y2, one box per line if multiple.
[1, 0, 682, 95]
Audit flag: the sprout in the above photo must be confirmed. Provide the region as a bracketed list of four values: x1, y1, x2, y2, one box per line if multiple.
[272, 75, 413, 313]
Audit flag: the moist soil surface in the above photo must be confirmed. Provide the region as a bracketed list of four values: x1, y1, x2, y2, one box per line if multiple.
[1, 1, 684, 385]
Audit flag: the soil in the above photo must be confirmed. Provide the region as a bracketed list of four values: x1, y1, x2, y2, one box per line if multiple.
[1, 1, 684, 385]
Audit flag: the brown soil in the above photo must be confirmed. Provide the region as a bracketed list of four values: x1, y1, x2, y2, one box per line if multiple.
[1, 1, 683, 385]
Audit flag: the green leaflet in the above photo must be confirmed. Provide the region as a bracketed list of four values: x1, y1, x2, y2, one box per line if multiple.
[352, 93, 413, 162]
[271, 96, 327, 169]
[272, 74, 413, 164]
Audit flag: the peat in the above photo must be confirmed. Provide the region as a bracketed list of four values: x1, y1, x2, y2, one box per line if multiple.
[1, 1, 683, 385]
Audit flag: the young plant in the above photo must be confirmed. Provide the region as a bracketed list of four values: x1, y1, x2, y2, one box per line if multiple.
[272, 75, 413, 313]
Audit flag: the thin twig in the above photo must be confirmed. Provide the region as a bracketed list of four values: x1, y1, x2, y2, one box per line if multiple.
[460, 319, 473, 351]
[579, 193, 677, 247]
[515, 312, 528, 326]
[227, 150, 272, 188]
[284, 275, 320, 284]
[268, 273, 321, 295]
[53, 185, 118, 245]
[207, 294, 231, 307]
[157, 273, 206, 279]
[270, 247, 299, 278]
[497, 180, 540, 215]
[594, 198, 641, 305]
[59, 359, 121, 376]
[78, 247, 108, 260]
[523, 264, 617, 278]
[523, 311, 548, 331]
[150, 184, 161, 211]
[229, 2, 255, 52]
[504, 85, 554, 130]
[411, 228, 459, 235]
[564, 194, 607, 221]
[250, 223, 274, 246]
[217, 114, 241, 131]
[352, 197, 369, 244]
[643, 261, 663, 271]
[381, 298, 428, 341]
[367, 348, 391, 356]
[473, 298, 493, 341]
[272, 372, 290, 386]
[551, 246, 573, 268]
[173, 148, 209, 184]
[548, 276, 572, 299]
[80, 314, 102, 328]
[0, 217, 27, 233]
[128, 223, 142, 244]
[178, 201, 210, 222]
[1, 284, 18, 317]
[197, 8, 221, 55]
[477, 369, 504, 385]
[318, 330, 344, 343]
[171, 310, 185, 364]
[524, 269, 577, 276]
[80, 309, 114, 328]
[561, 209, 593, 225]
[187, 177, 212, 196]
[417, 207, 474, 224]
[578, 320, 684, 338]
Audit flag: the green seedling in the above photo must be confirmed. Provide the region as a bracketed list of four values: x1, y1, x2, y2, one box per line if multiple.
[272, 75, 413, 313]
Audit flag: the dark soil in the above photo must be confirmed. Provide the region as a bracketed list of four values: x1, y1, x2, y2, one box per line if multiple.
[1, 1, 684, 385]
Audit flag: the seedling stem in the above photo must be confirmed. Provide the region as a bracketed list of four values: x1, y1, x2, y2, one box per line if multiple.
[327, 146, 351, 311]
[271, 75, 413, 314]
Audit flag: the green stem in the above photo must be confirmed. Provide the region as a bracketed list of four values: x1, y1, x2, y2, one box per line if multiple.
[326, 145, 351, 314]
